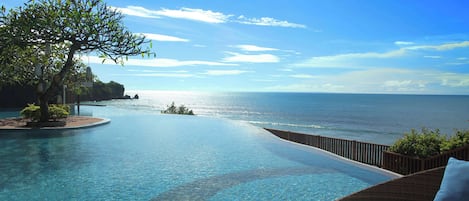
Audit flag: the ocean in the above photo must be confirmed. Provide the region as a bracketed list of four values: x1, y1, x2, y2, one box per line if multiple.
[95, 91, 469, 145]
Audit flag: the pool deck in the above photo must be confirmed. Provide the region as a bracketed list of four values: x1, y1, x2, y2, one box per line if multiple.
[0, 116, 110, 130]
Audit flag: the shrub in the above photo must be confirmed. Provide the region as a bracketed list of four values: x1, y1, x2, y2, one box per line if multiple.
[389, 128, 469, 158]
[389, 128, 444, 158]
[20, 104, 41, 121]
[161, 102, 194, 115]
[441, 130, 469, 152]
[48, 104, 70, 120]
[20, 104, 70, 121]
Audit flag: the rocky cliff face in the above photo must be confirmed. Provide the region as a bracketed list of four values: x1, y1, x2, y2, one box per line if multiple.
[0, 81, 127, 108]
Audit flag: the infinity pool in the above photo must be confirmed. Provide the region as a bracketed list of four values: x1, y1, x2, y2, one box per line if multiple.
[0, 106, 397, 200]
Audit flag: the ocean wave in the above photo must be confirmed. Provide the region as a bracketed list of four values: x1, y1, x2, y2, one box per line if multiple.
[246, 121, 324, 129]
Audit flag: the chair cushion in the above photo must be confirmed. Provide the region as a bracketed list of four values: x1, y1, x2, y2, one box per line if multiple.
[433, 157, 469, 201]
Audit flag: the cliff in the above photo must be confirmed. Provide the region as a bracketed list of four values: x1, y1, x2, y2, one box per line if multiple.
[0, 81, 128, 108]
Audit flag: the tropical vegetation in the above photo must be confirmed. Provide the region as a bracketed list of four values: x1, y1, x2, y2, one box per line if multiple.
[1, 0, 151, 122]
[389, 128, 469, 158]
[20, 104, 70, 121]
[161, 102, 194, 115]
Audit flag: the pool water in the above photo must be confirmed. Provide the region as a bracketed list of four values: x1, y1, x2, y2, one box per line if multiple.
[0, 106, 396, 200]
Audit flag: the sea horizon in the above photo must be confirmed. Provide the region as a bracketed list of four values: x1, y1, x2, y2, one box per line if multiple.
[126, 89, 469, 96]
[95, 90, 469, 145]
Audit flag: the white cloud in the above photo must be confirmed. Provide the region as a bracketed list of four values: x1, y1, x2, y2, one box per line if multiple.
[405, 41, 469, 51]
[290, 74, 315, 79]
[235, 45, 278, 52]
[203, 70, 250, 76]
[222, 52, 280, 63]
[445, 62, 469, 66]
[445, 57, 469, 65]
[85, 56, 235, 67]
[294, 49, 406, 68]
[383, 80, 426, 88]
[237, 15, 306, 28]
[155, 7, 232, 23]
[112, 6, 305, 28]
[139, 33, 189, 42]
[111, 6, 230, 23]
[132, 73, 194, 78]
[266, 83, 345, 92]
[127, 69, 189, 73]
[423, 55, 442, 59]
[267, 68, 469, 94]
[383, 80, 427, 92]
[394, 41, 414, 46]
[110, 6, 160, 18]
[395, 41, 469, 51]
[294, 41, 469, 68]
[252, 79, 277, 82]
[440, 73, 469, 87]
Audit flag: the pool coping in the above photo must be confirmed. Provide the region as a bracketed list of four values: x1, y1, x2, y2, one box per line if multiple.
[0, 116, 111, 131]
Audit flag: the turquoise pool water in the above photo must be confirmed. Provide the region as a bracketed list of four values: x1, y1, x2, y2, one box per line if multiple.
[0, 106, 397, 200]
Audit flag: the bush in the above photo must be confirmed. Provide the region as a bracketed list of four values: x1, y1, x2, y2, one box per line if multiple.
[441, 130, 469, 152]
[20, 104, 70, 121]
[20, 104, 41, 121]
[48, 104, 70, 120]
[389, 128, 469, 158]
[161, 102, 194, 115]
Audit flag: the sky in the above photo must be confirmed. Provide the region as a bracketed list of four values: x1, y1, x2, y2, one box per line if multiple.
[4, 0, 469, 94]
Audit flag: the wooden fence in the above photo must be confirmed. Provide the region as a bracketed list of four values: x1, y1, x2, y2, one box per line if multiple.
[382, 144, 469, 175]
[264, 128, 390, 167]
[265, 128, 469, 175]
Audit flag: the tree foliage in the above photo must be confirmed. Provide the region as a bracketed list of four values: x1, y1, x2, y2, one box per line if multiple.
[162, 102, 195, 115]
[1, 0, 151, 121]
[389, 128, 469, 158]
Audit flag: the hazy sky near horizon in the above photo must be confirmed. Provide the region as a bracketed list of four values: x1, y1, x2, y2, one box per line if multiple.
[4, 0, 469, 94]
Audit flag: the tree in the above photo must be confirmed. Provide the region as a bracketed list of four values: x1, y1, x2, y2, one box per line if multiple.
[0, 0, 150, 122]
[162, 102, 195, 115]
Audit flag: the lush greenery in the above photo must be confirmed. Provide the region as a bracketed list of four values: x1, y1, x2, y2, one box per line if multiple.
[1, 0, 150, 121]
[441, 130, 469, 152]
[78, 80, 125, 101]
[389, 128, 469, 158]
[20, 104, 70, 121]
[161, 102, 194, 115]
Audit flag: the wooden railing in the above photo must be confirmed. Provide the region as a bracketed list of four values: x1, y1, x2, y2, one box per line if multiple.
[265, 128, 469, 175]
[264, 128, 390, 167]
[382, 144, 469, 175]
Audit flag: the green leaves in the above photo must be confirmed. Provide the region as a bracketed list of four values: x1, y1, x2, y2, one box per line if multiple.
[441, 130, 469, 152]
[20, 104, 69, 121]
[2, 0, 153, 101]
[389, 128, 469, 158]
[161, 102, 195, 115]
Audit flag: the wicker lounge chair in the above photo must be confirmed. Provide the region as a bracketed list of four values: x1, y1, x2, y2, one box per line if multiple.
[338, 166, 445, 201]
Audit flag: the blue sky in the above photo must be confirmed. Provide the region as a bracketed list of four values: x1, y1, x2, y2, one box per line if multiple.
[5, 0, 469, 94]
